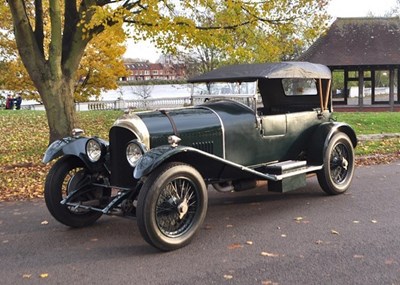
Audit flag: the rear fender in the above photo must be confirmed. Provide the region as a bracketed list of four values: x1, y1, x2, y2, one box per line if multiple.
[307, 122, 357, 165]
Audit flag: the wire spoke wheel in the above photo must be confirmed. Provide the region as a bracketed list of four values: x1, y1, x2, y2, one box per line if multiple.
[137, 163, 207, 251]
[44, 156, 103, 227]
[318, 133, 355, 195]
[63, 168, 92, 214]
[155, 177, 199, 237]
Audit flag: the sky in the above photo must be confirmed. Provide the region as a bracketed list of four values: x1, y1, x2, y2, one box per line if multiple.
[124, 0, 399, 61]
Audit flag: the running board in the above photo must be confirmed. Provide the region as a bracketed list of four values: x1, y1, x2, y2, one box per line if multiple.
[264, 160, 322, 193]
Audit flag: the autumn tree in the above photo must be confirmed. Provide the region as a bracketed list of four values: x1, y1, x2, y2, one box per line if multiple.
[0, 4, 127, 104]
[0, 3, 37, 99]
[7, 0, 329, 143]
[170, 1, 329, 74]
[74, 24, 128, 102]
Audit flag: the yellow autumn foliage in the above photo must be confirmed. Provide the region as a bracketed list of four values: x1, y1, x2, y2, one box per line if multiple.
[0, 3, 127, 102]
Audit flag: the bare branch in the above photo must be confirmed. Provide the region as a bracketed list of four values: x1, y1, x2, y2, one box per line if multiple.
[34, 0, 44, 55]
[62, 0, 79, 65]
[49, 0, 62, 79]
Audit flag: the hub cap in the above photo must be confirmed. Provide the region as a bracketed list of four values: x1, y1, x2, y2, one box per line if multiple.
[330, 143, 350, 184]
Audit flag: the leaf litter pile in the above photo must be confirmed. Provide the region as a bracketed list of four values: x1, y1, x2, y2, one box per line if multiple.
[0, 110, 119, 201]
[0, 110, 399, 201]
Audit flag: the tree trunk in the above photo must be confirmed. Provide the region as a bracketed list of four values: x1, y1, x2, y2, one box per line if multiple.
[8, 0, 89, 144]
[40, 77, 76, 143]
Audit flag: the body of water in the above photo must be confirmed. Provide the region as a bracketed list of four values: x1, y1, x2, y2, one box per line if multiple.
[98, 84, 191, 101]
[1, 84, 192, 107]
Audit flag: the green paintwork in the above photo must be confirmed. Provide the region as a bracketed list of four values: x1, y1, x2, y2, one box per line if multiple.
[307, 122, 358, 165]
[112, 63, 357, 185]
[137, 108, 223, 156]
[134, 100, 333, 170]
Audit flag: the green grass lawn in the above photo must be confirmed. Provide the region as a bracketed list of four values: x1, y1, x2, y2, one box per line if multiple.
[0, 110, 399, 201]
[333, 112, 400, 135]
[333, 112, 400, 156]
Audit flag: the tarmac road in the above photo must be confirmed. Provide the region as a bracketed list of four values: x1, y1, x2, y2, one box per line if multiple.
[1, 161, 400, 285]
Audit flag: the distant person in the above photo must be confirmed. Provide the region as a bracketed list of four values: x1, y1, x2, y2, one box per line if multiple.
[15, 95, 22, 110]
[5, 95, 14, 110]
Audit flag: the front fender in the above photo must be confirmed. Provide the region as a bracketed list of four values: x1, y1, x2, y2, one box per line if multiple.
[42, 137, 76, 163]
[42, 137, 109, 166]
[307, 122, 357, 164]
[134, 145, 187, 179]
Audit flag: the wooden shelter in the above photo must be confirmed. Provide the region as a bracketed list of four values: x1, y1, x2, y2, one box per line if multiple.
[300, 17, 400, 111]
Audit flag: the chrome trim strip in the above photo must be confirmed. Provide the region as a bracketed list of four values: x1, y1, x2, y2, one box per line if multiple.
[197, 106, 226, 159]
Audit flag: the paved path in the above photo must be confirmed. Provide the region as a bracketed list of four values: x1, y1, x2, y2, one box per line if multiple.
[358, 133, 400, 141]
[1, 161, 400, 285]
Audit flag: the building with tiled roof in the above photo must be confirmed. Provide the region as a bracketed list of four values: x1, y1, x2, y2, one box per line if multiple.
[300, 17, 400, 110]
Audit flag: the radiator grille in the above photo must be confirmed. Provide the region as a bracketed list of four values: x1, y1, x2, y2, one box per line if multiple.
[109, 126, 137, 188]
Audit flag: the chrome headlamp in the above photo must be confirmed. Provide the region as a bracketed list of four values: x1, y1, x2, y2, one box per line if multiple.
[126, 140, 146, 167]
[86, 138, 105, 162]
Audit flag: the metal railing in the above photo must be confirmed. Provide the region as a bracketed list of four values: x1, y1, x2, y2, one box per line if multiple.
[19, 95, 261, 111]
[87, 97, 193, 111]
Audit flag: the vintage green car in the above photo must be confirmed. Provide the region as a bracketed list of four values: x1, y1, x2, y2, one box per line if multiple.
[43, 62, 357, 251]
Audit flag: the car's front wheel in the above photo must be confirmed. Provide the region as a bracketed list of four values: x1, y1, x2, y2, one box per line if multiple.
[317, 133, 355, 195]
[44, 156, 104, 227]
[136, 162, 208, 251]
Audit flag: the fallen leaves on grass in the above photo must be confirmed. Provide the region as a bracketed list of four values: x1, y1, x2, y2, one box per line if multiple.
[0, 163, 51, 201]
[356, 152, 400, 166]
[0, 111, 118, 202]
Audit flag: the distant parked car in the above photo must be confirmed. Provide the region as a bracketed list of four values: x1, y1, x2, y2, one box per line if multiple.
[43, 62, 357, 251]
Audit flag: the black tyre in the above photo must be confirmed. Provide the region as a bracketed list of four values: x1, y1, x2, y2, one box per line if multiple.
[136, 162, 208, 251]
[44, 156, 103, 227]
[317, 133, 355, 195]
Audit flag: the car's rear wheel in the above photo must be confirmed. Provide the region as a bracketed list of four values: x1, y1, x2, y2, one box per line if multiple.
[136, 162, 207, 251]
[317, 133, 355, 195]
